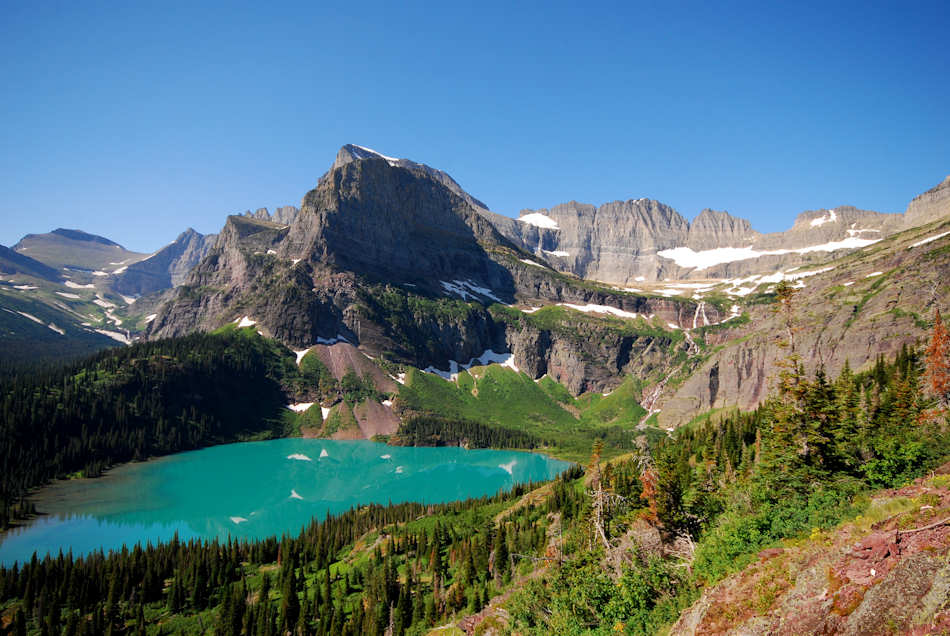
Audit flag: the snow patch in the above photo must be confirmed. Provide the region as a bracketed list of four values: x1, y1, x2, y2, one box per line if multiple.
[519, 258, 548, 269]
[287, 402, 314, 413]
[267, 249, 277, 255]
[517, 213, 559, 230]
[95, 330, 131, 345]
[844, 281, 854, 286]
[91, 271, 108, 277]
[380, 454, 392, 459]
[14, 285, 37, 290]
[294, 349, 310, 365]
[909, 231, 950, 249]
[287, 453, 312, 461]
[291, 258, 302, 265]
[93, 297, 116, 308]
[65, 281, 94, 289]
[119, 295, 136, 305]
[865, 271, 883, 278]
[112, 266, 127, 274]
[47, 323, 65, 335]
[560, 303, 640, 319]
[144, 314, 157, 323]
[809, 209, 838, 227]
[395, 373, 406, 385]
[352, 144, 401, 166]
[440, 280, 504, 304]
[321, 407, 331, 420]
[658, 238, 880, 270]
[55, 292, 81, 299]
[382, 400, 393, 407]
[235, 316, 256, 328]
[423, 349, 519, 381]
[17, 311, 42, 324]
[542, 249, 569, 257]
[521, 306, 542, 314]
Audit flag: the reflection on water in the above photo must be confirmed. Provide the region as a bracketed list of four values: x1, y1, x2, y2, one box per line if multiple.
[0, 439, 570, 565]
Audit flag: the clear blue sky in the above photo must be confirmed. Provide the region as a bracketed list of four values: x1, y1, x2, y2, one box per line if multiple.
[2, 1, 948, 252]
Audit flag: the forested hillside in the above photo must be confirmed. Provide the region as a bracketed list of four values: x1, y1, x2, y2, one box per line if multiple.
[0, 329, 297, 529]
[0, 316, 948, 634]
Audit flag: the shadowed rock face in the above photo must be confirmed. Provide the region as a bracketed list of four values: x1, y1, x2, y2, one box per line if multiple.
[145, 145, 949, 414]
[146, 145, 709, 394]
[281, 156, 517, 292]
[147, 148, 524, 353]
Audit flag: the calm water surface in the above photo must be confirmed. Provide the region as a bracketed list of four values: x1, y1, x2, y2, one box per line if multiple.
[0, 439, 570, 565]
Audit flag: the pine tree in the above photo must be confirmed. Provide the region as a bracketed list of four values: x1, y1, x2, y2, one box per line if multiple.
[926, 309, 950, 407]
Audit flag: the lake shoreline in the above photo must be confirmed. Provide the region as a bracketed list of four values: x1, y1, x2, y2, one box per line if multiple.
[0, 438, 572, 566]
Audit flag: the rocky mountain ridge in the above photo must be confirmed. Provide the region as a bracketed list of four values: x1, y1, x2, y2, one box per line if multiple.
[487, 197, 909, 285]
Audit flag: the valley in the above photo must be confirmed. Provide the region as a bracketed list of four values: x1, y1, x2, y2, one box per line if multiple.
[0, 144, 948, 635]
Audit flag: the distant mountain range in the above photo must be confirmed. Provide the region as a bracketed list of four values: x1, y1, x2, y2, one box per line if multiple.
[2, 143, 947, 428]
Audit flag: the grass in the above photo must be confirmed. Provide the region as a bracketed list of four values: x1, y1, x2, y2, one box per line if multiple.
[395, 365, 647, 462]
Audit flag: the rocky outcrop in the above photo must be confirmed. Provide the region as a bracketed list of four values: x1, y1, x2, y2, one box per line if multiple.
[504, 314, 684, 394]
[657, 216, 950, 427]
[904, 175, 950, 227]
[686, 209, 757, 250]
[491, 199, 906, 284]
[672, 467, 950, 635]
[112, 228, 216, 296]
[242, 206, 299, 225]
[282, 155, 517, 292]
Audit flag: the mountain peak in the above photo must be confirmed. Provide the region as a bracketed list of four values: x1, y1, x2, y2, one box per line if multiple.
[49, 228, 122, 247]
[326, 144, 490, 213]
[332, 144, 402, 172]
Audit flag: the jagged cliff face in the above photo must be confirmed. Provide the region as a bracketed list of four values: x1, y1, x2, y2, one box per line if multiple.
[489, 199, 907, 284]
[657, 215, 950, 427]
[112, 229, 217, 296]
[147, 146, 709, 394]
[281, 152, 516, 291]
[241, 206, 299, 225]
[904, 175, 950, 227]
[146, 145, 948, 420]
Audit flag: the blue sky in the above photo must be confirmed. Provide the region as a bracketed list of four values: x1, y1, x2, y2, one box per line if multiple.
[2, 1, 948, 252]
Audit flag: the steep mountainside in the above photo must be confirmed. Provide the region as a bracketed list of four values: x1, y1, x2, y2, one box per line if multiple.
[657, 216, 950, 427]
[143, 146, 948, 432]
[112, 228, 216, 296]
[905, 175, 950, 227]
[488, 198, 906, 285]
[147, 146, 713, 395]
[673, 468, 950, 635]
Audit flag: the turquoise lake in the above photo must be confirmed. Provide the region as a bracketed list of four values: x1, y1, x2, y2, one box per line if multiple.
[0, 439, 571, 565]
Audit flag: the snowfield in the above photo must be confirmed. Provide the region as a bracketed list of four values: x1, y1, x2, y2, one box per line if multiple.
[658, 237, 880, 270]
[517, 213, 560, 230]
